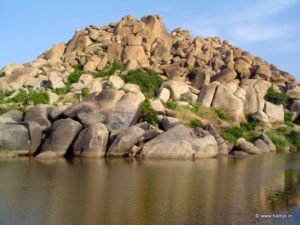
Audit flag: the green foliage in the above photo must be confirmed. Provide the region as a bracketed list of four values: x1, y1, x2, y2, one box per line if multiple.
[287, 130, 300, 147]
[284, 111, 294, 126]
[0, 90, 16, 104]
[81, 87, 90, 97]
[180, 93, 192, 102]
[266, 131, 290, 150]
[189, 119, 203, 128]
[220, 120, 259, 144]
[164, 100, 177, 110]
[265, 85, 287, 105]
[140, 100, 158, 125]
[214, 107, 228, 120]
[0, 71, 6, 78]
[67, 64, 84, 84]
[11, 90, 49, 105]
[93, 60, 124, 78]
[121, 69, 163, 98]
[52, 86, 71, 95]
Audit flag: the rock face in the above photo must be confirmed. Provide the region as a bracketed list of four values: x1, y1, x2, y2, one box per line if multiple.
[234, 138, 261, 154]
[0, 110, 23, 123]
[73, 123, 109, 157]
[64, 89, 144, 130]
[0, 123, 30, 151]
[24, 105, 52, 130]
[142, 124, 218, 159]
[107, 126, 144, 157]
[40, 119, 82, 155]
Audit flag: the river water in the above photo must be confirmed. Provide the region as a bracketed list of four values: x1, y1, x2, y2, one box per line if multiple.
[0, 153, 300, 225]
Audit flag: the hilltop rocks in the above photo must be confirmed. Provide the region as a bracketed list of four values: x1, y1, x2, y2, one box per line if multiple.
[163, 80, 190, 100]
[40, 119, 82, 155]
[142, 124, 218, 159]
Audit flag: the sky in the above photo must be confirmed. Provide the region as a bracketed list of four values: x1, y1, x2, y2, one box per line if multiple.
[0, 0, 299, 80]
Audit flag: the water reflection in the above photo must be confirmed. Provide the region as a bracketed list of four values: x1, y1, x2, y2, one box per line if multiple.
[0, 154, 299, 225]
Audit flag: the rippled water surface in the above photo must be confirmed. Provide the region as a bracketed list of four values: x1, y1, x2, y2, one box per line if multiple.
[0, 153, 300, 225]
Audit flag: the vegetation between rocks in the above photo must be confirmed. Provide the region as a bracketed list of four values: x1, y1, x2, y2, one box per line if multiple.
[67, 64, 84, 84]
[265, 85, 287, 105]
[266, 127, 300, 150]
[220, 119, 259, 144]
[93, 60, 124, 78]
[121, 69, 163, 98]
[81, 87, 90, 97]
[140, 100, 158, 125]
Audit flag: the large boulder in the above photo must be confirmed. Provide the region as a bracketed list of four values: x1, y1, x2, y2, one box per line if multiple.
[142, 124, 218, 159]
[234, 138, 261, 154]
[163, 63, 185, 79]
[188, 67, 210, 90]
[0, 123, 30, 151]
[73, 123, 109, 157]
[107, 126, 144, 157]
[24, 105, 53, 130]
[264, 102, 284, 123]
[211, 84, 245, 123]
[63, 89, 144, 130]
[0, 110, 23, 123]
[44, 44, 65, 60]
[40, 119, 82, 155]
[21, 121, 43, 154]
[0, 67, 38, 91]
[212, 67, 237, 82]
[77, 112, 106, 127]
[163, 80, 190, 101]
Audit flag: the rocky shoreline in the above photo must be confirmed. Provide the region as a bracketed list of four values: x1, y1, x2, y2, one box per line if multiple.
[0, 15, 299, 159]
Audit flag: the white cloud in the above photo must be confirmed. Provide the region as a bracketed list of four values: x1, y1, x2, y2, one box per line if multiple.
[182, 0, 299, 43]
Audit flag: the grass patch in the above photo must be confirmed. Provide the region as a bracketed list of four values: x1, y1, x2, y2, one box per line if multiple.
[163, 100, 177, 110]
[67, 64, 84, 84]
[266, 131, 290, 150]
[189, 119, 203, 128]
[214, 107, 228, 120]
[265, 85, 287, 105]
[220, 120, 259, 144]
[93, 60, 124, 78]
[52, 86, 71, 95]
[140, 100, 158, 125]
[121, 69, 163, 98]
[81, 87, 90, 97]
[0, 71, 6, 78]
[287, 130, 300, 147]
[284, 111, 293, 126]
[11, 90, 49, 105]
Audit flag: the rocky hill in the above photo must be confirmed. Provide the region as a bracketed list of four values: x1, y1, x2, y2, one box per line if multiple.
[0, 15, 299, 159]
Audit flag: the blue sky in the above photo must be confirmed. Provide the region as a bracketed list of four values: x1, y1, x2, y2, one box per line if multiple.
[0, 0, 299, 80]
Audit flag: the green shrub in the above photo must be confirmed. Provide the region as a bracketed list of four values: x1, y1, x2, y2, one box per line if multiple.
[287, 130, 300, 147]
[81, 87, 90, 97]
[214, 107, 228, 120]
[265, 85, 287, 105]
[164, 100, 177, 110]
[0, 72, 6, 78]
[220, 121, 259, 144]
[52, 86, 71, 95]
[93, 60, 124, 78]
[121, 69, 163, 98]
[67, 64, 84, 84]
[140, 100, 158, 125]
[284, 111, 293, 126]
[267, 131, 290, 150]
[180, 93, 192, 102]
[11, 90, 49, 105]
[189, 119, 203, 128]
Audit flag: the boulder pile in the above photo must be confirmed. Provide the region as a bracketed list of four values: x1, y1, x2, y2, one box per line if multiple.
[0, 15, 299, 159]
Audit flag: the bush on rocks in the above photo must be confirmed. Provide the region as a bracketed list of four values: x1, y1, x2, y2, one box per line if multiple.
[140, 100, 158, 125]
[67, 64, 84, 84]
[93, 60, 124, 78]
[265, 85, 287, 105]
[121, 69, 163, 98]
